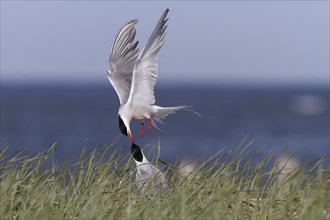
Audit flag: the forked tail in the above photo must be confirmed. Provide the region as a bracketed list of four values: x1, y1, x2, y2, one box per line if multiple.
[151, 105, 201, 132]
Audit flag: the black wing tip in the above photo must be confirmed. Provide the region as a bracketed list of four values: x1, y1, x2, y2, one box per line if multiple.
[160, 9, 169, 31]
[123, 19, 138, 28]
[130, 19, 138, 24]
[163, 9, 169, 19]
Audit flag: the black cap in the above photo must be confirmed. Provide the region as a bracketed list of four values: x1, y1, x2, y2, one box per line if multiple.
[118, 115, 127, 136]
[131, 143, 143, 162]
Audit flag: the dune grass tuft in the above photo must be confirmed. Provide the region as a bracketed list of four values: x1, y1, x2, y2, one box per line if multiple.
[0, 141, 329, 219]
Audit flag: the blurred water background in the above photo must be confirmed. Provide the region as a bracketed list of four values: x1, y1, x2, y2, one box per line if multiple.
[1, 84, 329, 165]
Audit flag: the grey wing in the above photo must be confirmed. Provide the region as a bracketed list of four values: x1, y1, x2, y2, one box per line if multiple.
[108, 20, 139, 105]
[127, 9, 169, 106]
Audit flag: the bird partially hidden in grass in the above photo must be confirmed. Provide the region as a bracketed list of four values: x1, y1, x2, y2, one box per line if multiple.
[107, 8, 199, 142]
[130, 143, 169, 195]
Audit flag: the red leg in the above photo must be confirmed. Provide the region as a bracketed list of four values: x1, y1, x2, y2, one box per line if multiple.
[139, 121, 144, 136]
[128, 132, 134, 143]
[148, 118, 151, 132]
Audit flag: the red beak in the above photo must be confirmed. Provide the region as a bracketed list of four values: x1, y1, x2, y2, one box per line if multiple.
[128, 132, 135, 143]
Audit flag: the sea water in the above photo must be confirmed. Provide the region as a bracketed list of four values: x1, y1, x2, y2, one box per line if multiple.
[1, 85, 329, 164]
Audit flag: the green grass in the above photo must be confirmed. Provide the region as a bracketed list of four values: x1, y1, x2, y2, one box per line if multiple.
[0, 140, 329, 220]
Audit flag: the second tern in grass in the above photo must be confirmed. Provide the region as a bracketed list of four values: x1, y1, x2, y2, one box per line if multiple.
[131, 143, 168, 195]
[107, 9, 198, 142]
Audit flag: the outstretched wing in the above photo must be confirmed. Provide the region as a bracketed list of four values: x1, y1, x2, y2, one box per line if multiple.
[108, 20, 139, 105]
[127, 9, 169, 106]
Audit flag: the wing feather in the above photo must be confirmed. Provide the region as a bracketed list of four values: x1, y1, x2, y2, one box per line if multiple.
[127, 9, 169, 106]
[108, 20, 139, 105]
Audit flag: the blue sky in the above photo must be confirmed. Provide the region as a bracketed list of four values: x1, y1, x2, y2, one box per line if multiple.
[1, 1, 329, 87]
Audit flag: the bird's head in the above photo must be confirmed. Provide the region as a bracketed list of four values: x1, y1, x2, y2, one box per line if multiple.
[118, 115, 128, 136]
[118, 115, 134, 142]
[131, 143, 143, 162]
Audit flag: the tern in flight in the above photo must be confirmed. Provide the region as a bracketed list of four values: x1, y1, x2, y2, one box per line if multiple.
[107, 9, 198, 142]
